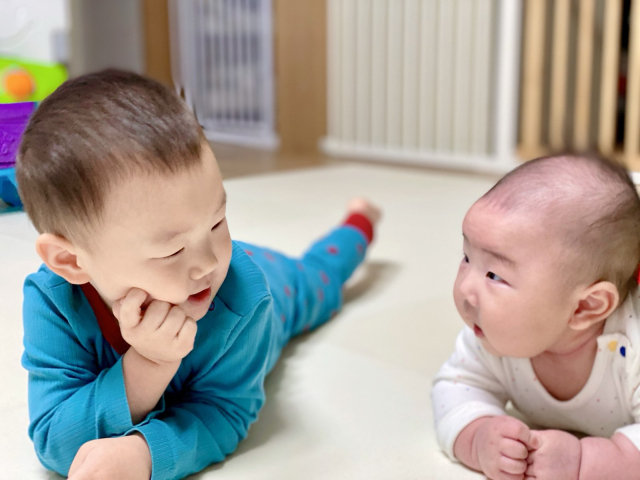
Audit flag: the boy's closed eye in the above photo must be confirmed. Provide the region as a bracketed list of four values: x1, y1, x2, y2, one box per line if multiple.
[156, 218, 226, 260]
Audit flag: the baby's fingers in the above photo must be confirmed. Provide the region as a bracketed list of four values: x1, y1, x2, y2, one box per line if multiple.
[498, 454, 527, 476]
[500, 438, 529, 460]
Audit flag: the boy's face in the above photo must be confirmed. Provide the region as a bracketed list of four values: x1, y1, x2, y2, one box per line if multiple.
[75, 143, 232, 322]
[453, 200, 578, 358]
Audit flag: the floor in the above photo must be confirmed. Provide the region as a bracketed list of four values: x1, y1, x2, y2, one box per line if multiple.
[0, 147, 502, 479]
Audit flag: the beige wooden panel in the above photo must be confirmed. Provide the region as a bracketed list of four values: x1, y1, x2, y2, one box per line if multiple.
[574, 0, 596, 150]
[520, 0, 547, 150]
[598, 0, 623, 154]
[274, 0, 327, 153]
[549, 0, 570, 150]
[626, 0, 640, 160]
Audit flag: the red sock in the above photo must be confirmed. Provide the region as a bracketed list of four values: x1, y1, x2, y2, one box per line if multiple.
[343, 213, 374, 244]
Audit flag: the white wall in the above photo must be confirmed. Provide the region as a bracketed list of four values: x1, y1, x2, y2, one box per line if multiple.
[69, 0, 145, 77]
[0, 0, 70, 63]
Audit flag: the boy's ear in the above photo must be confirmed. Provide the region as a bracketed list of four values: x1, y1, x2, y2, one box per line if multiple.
[35, 233, 91, 285]
[569, 281, 619, 331]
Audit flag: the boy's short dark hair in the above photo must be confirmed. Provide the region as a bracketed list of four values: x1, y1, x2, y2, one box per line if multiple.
[17, 69, 205, 248]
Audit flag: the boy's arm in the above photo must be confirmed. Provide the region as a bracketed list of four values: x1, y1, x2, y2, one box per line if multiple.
[128, 297, 276, 480]
[22, 278, 157, 476]
[24, 273, 275, 480]
[122, 348, 180, 424]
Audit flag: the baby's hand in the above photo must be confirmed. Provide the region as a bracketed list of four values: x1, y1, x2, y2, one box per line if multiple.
[473, 416, 536, 480]
[525, 429, 581, 480]
[68, 433, 151, 480]
[113, 288, 197, 365]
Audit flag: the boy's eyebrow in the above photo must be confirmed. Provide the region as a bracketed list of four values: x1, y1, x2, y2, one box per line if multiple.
[216, 190, 228, 211]
[462, 233, 517, 270]
[153, 190, 228, 244]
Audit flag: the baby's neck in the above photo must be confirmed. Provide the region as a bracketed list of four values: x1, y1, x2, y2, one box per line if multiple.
[538, 321, 605, 359]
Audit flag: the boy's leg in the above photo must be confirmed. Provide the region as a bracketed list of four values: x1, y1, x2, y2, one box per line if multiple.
[239, 202, 378, 354]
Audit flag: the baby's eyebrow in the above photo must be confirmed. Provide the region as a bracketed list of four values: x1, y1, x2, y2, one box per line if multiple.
[462, 233, 517, 270]
[485, 249, 517, 270]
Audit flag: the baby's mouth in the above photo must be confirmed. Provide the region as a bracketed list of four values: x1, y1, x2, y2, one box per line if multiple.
[473, 324, 485, 338]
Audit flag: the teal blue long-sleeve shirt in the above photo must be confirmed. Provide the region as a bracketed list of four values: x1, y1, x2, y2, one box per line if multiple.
[22, 226, 369, 479]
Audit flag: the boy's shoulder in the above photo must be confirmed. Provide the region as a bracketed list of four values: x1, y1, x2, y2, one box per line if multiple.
[215, 241, 272, 317]
[24, 265, 75, 305]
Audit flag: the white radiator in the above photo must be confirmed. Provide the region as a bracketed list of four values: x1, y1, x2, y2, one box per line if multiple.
[169, 0, 278, 149]
[322, 0, 522, 173]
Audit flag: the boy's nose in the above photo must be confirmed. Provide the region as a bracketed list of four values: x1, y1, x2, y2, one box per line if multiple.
[190, 247, 219, 280]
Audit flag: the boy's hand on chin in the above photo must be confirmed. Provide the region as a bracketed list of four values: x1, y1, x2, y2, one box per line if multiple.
[68, 433, 151, 480]
[113, 288, 197, 365]
[525, 429, 581, 480]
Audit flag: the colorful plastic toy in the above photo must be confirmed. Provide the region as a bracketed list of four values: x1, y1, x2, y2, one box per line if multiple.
[0, 58, 67, 103]
[0, 102, 37, 207]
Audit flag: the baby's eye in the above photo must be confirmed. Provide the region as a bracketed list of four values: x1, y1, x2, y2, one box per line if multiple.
[162, 248, 184, 259]
[487, 272, 504, 282]
[463, 254, 469, 263]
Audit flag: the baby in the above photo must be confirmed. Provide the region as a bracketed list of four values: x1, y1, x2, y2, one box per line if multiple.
[432, 154, 640, 480]
[17, 70, 380, 480]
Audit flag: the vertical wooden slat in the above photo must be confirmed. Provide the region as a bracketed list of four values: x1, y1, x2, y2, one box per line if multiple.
[626, 0, 640, 165]
[402, 0, 420, 148]
[470, 0, 493, 155]
[574, 0, 596, 150]
[274, 0, 327, 152]
[386, 0, 404, 146]
[453, 0, 474, 153]
[599, 0, 623, 154]
[356, 0, 372, 144]
[370, 0, 387, 145]
[520, 0, 546, 152]
[340, 0, 356, 142]
[327, 0, 342, 140]
[418, 0, 438, 150]
[143, 0, 173, 86]
[435, 0, 455, 151]
[549, 0, 570, 150]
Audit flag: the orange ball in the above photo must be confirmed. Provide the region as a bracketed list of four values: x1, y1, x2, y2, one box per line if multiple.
[4, 68, 35, 100]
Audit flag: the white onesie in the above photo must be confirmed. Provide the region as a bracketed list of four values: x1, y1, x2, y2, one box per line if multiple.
[432, 288, 640, 460]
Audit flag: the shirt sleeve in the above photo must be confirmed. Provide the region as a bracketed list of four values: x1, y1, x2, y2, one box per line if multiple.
[431, 327, 510, 459]
[131, 296, 276, 480]
[21, 277, 152, 476]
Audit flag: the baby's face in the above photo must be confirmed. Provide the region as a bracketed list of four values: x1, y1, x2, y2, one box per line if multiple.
[75, 143, 232, 322]
[453, 201, 577, 357]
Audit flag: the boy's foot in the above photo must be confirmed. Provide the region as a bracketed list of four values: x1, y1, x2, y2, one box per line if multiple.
[347, 198, 382, 226]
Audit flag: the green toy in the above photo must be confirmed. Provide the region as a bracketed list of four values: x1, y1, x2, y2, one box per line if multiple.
[0, 58, 67, 103]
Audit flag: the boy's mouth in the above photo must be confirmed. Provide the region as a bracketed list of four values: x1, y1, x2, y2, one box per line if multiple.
[473, 324, 485, 338]
[188, 287, 212, 304]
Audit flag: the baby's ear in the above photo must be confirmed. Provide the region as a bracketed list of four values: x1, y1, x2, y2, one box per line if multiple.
[35, 233, 91, 285]
[569, 281, 619, 331]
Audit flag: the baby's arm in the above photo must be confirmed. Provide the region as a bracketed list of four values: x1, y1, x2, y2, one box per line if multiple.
[526, 345, 640, 480]
[433, 328, 534, 479]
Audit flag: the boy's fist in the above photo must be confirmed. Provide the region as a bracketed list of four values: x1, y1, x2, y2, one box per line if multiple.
[113, 288, 197, 364]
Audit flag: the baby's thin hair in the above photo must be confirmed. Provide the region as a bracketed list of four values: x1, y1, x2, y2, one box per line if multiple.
[482, 154, 640, 300]
[16, 69, 205, 249]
